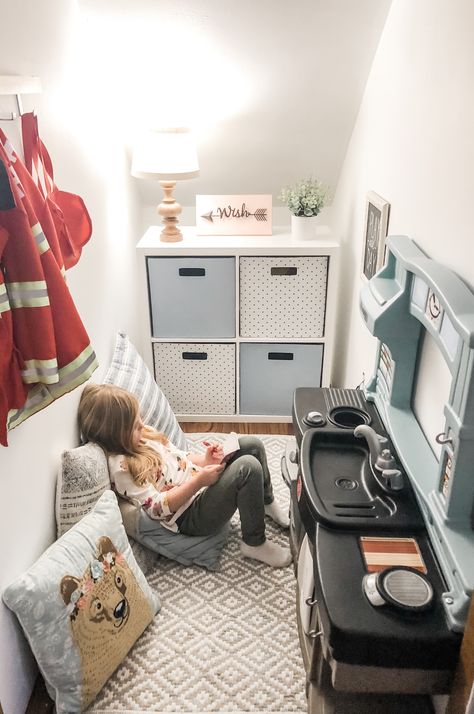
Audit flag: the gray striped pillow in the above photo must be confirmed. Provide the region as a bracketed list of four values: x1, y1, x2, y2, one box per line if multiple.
[103, 332, 187, 450]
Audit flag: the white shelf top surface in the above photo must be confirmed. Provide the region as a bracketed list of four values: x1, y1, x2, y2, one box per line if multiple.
[137, 225, 339, 252]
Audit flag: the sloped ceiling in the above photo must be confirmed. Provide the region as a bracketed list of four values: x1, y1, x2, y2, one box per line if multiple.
[79, 0, 392, 207]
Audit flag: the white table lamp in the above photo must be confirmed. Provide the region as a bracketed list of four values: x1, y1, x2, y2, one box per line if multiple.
[131, 127, 199, 242]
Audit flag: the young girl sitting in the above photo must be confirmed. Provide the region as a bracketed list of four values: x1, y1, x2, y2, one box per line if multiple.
[78, 384, 292, 568]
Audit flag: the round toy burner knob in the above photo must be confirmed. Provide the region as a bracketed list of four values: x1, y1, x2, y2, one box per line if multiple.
[363, 572, 386, 606]
[363, 567, 434, 612]
[304, 410, 326, 427]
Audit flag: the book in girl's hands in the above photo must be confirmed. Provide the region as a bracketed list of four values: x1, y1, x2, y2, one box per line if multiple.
[221, 431, 240, 461]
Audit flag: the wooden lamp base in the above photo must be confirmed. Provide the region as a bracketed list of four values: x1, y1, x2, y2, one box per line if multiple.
[157, 180, 183, 242]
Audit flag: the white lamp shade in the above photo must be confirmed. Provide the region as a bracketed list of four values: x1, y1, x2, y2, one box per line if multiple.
[131, 127, 199, 180]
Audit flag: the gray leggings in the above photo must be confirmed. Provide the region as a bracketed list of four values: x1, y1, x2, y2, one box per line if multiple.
[176, 436, 274, 546]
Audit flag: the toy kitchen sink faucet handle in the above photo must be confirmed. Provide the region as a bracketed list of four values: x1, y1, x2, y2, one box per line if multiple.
[354, 424, 404, 491]
[354, 424, 396, 470]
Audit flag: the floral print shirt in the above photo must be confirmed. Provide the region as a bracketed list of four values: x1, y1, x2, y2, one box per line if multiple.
[108, 439, 200, 532]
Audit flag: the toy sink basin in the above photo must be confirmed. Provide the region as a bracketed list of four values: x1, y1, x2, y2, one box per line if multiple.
[300, 428, 424, 531]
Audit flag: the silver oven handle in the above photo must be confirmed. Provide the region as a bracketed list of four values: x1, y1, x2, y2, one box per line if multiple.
[281, 455, 291, 488]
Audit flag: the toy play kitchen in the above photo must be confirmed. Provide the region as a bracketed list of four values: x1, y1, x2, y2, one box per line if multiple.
[283, 236, 474, 711]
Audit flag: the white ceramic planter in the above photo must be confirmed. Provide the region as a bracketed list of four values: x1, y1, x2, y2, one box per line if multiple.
[291, 215, 318, 240]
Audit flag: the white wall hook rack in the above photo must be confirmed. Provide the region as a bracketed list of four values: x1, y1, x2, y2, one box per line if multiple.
[0, 75, 41, 121]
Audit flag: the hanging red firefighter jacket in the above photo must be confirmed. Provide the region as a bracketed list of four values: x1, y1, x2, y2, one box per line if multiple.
[0, 138, 98, 446]
[21, 113, 92, 270]
[0, 129, 65, 272]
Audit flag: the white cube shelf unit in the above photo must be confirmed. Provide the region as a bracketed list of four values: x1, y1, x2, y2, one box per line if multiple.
[137, 226, 340, 422]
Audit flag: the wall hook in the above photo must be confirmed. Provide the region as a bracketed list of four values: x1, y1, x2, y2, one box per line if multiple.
[0, 75, 41, 121]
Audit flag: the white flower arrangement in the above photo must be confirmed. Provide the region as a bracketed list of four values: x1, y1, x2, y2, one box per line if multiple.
[279, 177, 329, 217]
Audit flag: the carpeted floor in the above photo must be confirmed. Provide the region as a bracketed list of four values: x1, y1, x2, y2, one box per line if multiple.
[88, 434, 306, 714]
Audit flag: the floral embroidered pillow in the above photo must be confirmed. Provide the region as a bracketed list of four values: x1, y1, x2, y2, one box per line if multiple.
[2, 490, 160, 712]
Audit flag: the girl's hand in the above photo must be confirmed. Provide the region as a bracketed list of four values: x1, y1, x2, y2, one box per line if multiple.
[197, 463, 224, 486]
[203, 442, 224, 465]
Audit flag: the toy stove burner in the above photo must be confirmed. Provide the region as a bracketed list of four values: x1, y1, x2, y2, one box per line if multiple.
[328, 406, 371, 429]
[363, 566, 434, 612]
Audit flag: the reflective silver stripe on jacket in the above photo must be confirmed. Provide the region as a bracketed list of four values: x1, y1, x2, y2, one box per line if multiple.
[0, 283, 9, 314]
[21, 358, 59, 385]
[6, 281, 49, 309]
[32, 222, 50, 255]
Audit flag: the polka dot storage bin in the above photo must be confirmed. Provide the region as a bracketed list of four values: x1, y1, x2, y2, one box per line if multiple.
[153, 342, 236, 415]
[239, 256, 328, 338]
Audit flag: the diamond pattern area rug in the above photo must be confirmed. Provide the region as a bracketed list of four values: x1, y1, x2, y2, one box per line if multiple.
[88, 434, 306, 714]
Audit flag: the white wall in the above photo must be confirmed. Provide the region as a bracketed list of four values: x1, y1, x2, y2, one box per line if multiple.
[330, 0, 474, 390]
[0, 3, 142, 712]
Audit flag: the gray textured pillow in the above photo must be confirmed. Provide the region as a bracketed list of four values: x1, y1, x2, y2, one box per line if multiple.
[55, 442, 110, 538]
[103, 331, 187, 450]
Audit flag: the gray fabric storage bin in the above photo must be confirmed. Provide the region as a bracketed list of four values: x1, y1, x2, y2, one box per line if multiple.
[154, 342, 236, 414]
[147, 257, 235, 338]
[239, 256, 328, 338]
[240, 343, 323, 415]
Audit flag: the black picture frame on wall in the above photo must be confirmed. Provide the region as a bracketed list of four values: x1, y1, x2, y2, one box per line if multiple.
[362, 191, 390, 281]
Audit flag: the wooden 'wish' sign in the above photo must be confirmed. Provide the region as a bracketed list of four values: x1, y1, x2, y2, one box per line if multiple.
[196, 195, 272, 235]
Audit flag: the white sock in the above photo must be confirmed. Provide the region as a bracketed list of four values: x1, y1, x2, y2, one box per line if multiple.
[240, 540, 292, 568]
[265, 500, 290, 528]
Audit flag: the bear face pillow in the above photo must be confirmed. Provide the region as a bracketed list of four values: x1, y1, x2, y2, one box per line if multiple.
[3, 490, 160, 713]
[60, 535, 154, 709]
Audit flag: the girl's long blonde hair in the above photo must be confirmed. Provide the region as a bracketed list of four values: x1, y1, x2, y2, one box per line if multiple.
[78, 384, 167, 486]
